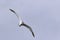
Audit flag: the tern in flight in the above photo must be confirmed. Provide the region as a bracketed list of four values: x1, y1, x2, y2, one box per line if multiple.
[9, 9, 35, 37]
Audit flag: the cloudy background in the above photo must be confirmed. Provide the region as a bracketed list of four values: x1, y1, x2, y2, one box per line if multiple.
[0, 0, 60, 40]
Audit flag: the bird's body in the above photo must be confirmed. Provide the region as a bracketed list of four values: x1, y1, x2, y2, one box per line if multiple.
[9, 9, 35, 37]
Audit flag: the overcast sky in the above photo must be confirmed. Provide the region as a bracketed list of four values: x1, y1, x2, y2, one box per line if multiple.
[0, 0, 60, 40]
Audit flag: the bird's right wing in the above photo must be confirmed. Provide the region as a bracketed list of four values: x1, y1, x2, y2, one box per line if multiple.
[9, 9, 16, 13]
[21, 23, 35, 37]
[9, 9, 21, 20]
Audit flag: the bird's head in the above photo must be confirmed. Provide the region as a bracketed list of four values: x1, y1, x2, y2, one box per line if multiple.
[18, 20, 23, 27]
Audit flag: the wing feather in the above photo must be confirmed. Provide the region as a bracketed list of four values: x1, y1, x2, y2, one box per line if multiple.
[21, 23, 35, 37]
[9, 9, 20, 19]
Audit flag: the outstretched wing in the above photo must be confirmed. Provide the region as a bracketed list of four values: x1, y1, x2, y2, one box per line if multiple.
[21, 23, 35, 37]
[9, 9, 20, 20]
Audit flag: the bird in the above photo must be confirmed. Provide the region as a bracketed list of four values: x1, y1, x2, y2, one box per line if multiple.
[9, 9, 35, 37]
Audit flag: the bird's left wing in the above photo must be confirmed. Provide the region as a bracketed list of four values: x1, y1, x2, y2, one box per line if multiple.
[21, 23, 35, 37]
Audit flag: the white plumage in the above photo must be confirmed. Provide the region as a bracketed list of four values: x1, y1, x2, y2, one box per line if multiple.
[9, 9, 35, 37]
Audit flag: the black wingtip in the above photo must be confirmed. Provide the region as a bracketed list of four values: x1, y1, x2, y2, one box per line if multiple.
[32, 32, 35, 38]
[9, 9, 16, 13]
[33, 35, 35, 38]
[9, 9, 13, 11]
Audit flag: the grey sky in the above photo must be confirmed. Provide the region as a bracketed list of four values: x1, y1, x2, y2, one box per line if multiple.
[0, 0, 60, 40]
